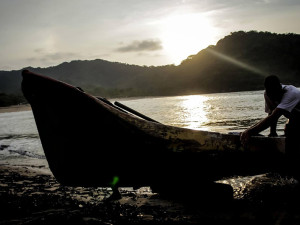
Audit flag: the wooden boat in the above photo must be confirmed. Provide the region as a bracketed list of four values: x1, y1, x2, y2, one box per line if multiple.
[21, 70, 286, 189]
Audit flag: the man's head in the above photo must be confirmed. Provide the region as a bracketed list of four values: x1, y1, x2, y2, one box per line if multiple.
[264, 75, 283, 101]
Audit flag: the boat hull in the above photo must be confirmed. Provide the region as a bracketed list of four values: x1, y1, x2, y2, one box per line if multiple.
[21, 70, 286, 188]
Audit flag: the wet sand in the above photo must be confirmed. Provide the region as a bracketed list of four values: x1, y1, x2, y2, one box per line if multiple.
[0, 104, 31, 114]
[1, 165, 300, 224]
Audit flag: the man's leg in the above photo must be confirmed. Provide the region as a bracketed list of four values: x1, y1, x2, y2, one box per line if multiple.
[285, 123, 300, 180]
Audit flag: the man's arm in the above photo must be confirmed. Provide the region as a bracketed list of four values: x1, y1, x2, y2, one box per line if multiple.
[240, 108, 286, 145]
[264, 93, 278, 136]
[269, 112, 279, 136]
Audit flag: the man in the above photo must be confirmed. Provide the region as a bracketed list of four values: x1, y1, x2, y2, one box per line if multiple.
[240, 75, 300, 178]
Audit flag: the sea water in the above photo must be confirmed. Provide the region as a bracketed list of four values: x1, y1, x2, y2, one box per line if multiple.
[115, 90, 287, 134]
[0, 90, 292, 197]
[0, 110, 48, 168]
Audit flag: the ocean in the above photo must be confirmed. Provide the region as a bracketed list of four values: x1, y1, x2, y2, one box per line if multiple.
[116, 90, 287, 134]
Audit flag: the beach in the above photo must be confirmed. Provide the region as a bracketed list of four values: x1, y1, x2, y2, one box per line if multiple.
[0, 104, 31, 114]
[1, 104, 300, 224]
[1, 164, 300, 224]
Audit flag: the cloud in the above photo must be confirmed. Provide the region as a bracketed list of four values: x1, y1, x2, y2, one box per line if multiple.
[116, 39, 163, 52]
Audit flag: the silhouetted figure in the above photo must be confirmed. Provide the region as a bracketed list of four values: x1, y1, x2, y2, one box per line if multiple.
[241, 75, 300, 179]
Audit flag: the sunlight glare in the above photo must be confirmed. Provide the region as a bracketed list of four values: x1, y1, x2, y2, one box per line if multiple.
[161, 13, 217, 65]
[179, 95, 209, 130]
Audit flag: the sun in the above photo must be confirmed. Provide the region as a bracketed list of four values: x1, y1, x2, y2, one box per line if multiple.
[160, 13, 217, 65]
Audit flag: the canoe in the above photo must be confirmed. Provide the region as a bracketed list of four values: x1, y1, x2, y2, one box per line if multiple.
[21, 70, 286, 189]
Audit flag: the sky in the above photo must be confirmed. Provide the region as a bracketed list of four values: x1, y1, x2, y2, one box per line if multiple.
[1, 0, 300, 71]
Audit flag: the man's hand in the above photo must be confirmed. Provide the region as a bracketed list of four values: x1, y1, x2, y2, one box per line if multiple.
[240, 129, 252, 146]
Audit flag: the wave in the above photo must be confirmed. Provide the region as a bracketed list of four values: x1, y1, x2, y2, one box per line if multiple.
[0, 134, 45, 160]
[0, 134, 39, 140]
[7, 149, 45, 159]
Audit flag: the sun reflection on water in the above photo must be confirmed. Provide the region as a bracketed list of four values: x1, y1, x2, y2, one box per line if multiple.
[178, 95, 209, 130]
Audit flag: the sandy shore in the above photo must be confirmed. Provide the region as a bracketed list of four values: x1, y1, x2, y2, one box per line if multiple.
[0, 104, 31, 114]
[1, 165, 300, 224]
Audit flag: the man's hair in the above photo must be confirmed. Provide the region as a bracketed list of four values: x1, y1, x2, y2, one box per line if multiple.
[264, 75, 282, 100]
[264, 75, 281, 89]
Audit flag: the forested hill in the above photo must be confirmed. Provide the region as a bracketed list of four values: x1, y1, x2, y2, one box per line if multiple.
[1, 31, 300, 104]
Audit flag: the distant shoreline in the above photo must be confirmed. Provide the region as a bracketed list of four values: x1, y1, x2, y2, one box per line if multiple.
[0, 104, 31, 114]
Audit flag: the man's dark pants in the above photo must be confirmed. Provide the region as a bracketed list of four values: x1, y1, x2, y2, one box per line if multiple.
[285, 119, 300, 180]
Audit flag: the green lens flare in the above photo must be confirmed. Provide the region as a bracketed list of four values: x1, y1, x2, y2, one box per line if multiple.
[110, 176, 119, 187]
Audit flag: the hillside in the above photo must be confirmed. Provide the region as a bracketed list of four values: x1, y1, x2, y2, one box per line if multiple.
[1, 31, 300, 106]
[178, 31, 300, 92]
